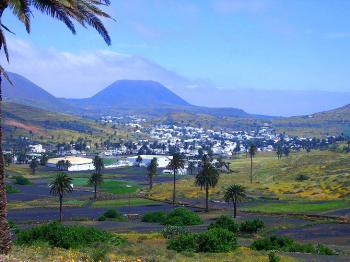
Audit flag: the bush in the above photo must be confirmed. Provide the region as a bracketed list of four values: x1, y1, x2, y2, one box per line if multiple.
[13, 176, 31, 185]
[268, 251, 281, 262]
[251, 236, 335, 255]
[5, 184, 20, 194]
[295, 174, 309, 181]
[167, 233, 198, 252]
[164, 208, 202, 226]
[167, 228, 237, 253]
[98, 209, 126, 221]
[197, 228, 237, 253]
[142, 211, 168, 223]
[240, 219, 265, 234]
[15, 222, 124, 249]
[161, 225, 189, 239]
[208, 215, 240, 233]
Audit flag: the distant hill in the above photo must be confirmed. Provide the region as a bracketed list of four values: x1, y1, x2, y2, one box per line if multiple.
[3, 72, 82, 113]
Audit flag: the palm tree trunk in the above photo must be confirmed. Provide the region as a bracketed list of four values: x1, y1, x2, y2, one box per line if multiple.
[94, 184, 97, 200]
[233, 200, 237, 218]
[150, 175, 153, 190]
[59, 195, 63, 222]
[250, 156, 253, 184]
[0, 68, 12, 254]
[172, 169, 176, 205]
[205, 185, 209, 212]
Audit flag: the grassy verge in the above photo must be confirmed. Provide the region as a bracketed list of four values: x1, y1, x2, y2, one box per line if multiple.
[242, 200, 350, 214]
[91, 198, 159, 208]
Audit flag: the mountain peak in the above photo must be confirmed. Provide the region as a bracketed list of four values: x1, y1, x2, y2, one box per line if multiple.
[90, 80, 190, 107]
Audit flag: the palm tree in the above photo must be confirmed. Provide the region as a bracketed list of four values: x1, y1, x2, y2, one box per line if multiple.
[188, 161, 195, 175]
[29, 159, 38, 174]
[56, 160, 66, 171]
[0, 2, 112, 253]
[49, 173, 73, 223]
[168, 153, 185, 204]
[89, 172, 103, 200]
[224, 184, 246, 218]
[195, 161, 219, 212]
[136, 155, 143, 167]
[93, 155, 104, 174]
[248, 144, 257, 184]
[147, 157, 158, 190]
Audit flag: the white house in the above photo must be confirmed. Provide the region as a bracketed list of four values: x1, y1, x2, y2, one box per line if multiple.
[29, 144, 46, 153]
[127, 155, 173, 168]
[47, 156, 95, 171]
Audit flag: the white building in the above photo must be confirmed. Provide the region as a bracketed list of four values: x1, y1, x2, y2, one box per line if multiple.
[29, 144, 46, 153]
[47, 156, 95, 171]
[127, 155, 173, 168]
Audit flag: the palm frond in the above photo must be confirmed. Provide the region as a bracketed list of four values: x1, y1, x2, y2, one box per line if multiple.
[0, 66, 12, 85]
[8, 0, 31, 32]
[1, 24, 15, 35]
[0, 27, 9, 62]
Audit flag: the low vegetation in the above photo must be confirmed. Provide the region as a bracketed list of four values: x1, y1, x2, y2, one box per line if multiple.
[15, 222, 124, 249]
[13, 175, 31, 185]
[142, 208, 203, 226]
[251, 235, 336, 255]
[208, 216, 265, 234]
[98, 209, 127, 222]
[5, 184, 20, 194]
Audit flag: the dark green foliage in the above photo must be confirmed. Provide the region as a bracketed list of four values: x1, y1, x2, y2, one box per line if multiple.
[268, 251, 281, 262]
[5, 184, 20, 193]
[13, 175, 31, 185]
[295, 174, 309, 181]
[251, 236, 335, 255]
[161, 225, 189, 239]
[97, 215, 107, 221]
[208, 215, 240, 233]
[141, 211, 168, 223]
[15, 222, 124, 249]
[98, 209, 126, 221]
[142, 208, 202, 226]
[197, 228, 238, 253]
[164, 208, 202, 226]
[166, 233, 198, 252]
[167, 228, 237, 253]
[239, 219, 265, 234]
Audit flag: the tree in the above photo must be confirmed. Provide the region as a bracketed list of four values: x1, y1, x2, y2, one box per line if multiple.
[89, 173, 103, 200]
[168, 153, 185, 204]
[40, 154, 49, 166]
[188, 161, 195, 176]
[56, 160, 66, 171]
[0, 0, 112, 253]
[136, 155, 143, 167]
[248, 144, 257, 184]
[3, 154, 11, 166]
[283, 146, 290, 157]
[224, 184, 246, 218]
[276, 145, 283, 160]
[93, 155, 104, 175]
[147, 157, 158, 190]
[29, 159, 39, 175]
[195, 161, 219, 212]
[49, 173, 73, 223]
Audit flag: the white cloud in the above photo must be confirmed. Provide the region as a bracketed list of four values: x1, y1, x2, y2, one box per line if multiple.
[3, 38, 199, 98]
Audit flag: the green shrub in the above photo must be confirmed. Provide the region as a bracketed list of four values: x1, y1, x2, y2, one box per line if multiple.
[240, 219, 265, 234]
[251, 236, 335, 255]
[98, 215, 107, 221]
[268, 251, 281, 262]
[167, 233, 198, 252]
[13, 176, 31, 185]
[295, 174, 309, 181]
[197, 228, 237, 253]
[208, 215, 240, 233]
[142, 211, 168, 223]
[161, 225, 189, 239]
[164, 208, 202, 226]
[98, 209, 126, 222]
[5, 184, 20, 193]
[15, 222, 124, 249]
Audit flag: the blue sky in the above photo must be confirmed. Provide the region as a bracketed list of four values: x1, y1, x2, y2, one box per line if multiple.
[3, 0, 350, 98]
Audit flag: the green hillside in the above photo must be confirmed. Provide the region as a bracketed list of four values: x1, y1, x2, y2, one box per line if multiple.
[3, 102, 139, 144]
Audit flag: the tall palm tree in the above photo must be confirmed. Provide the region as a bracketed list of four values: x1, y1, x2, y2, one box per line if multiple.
[224, 184, 246, 218]
[248, 144, 257, 184]
[89, 172, 103, 200]
[93, 155, 104, 174]
[0, 1, 112, 253]
[188, 161, 195, 176]
[168, 153, 185, 204]
[147, 157, 158, 190]
[195, 161, 219, 212]
[136, 155, 143, 167]
[49, 173, 73, 223]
